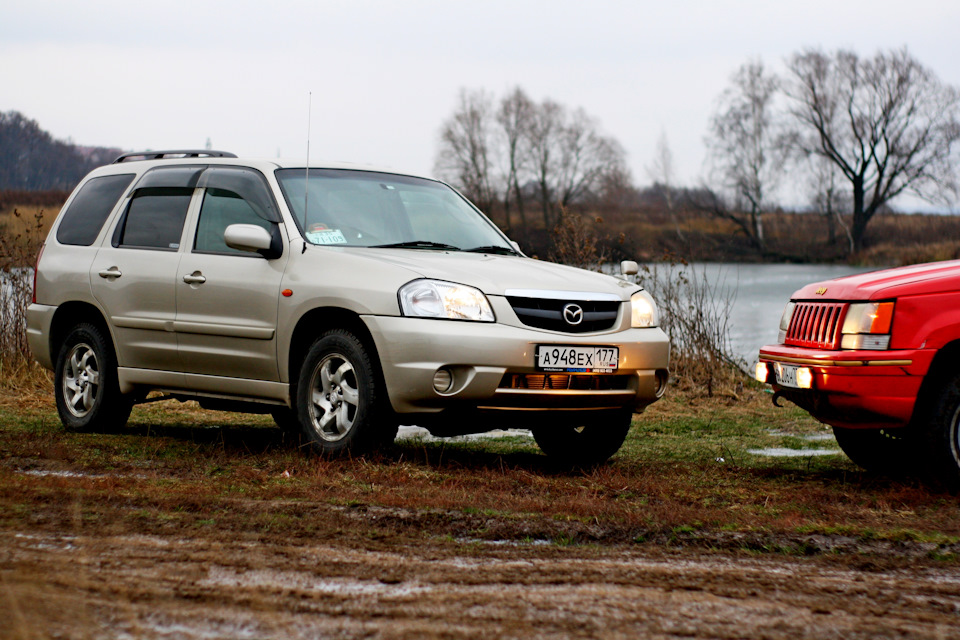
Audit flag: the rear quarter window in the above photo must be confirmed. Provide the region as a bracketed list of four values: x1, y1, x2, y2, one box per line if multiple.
[55, 174, 135, 246]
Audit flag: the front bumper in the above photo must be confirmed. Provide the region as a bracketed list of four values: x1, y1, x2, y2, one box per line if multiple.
[757, 344, 935, 429]
[363, 315, 670, 416]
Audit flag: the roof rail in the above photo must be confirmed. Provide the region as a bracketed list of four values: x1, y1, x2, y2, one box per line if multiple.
[113, 150, 238, 164]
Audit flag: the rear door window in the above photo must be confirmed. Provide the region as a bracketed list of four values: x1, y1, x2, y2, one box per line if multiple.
[114, 187, 193, 250]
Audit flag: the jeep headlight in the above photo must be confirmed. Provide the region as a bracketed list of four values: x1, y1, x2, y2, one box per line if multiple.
[840, 301, 894, 350]
[399, 279, 494, 322]
[630, 290, 659, 327]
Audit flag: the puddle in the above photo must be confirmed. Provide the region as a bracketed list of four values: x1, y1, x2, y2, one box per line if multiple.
[396, 426, 533, 442]
[456, 537, 552, 548]
[747, 447, 840, 458]
[200, 566, 431, 597]
[19, 469, 104, 479]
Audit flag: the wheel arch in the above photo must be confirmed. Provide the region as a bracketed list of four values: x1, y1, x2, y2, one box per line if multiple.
[285, 307, 382, 402]
[49, 302, 114, 364]
[912, 340, 960, 425]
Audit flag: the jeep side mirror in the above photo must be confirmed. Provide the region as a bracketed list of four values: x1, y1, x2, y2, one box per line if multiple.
[224, 224, 281, 259]
[620, 260, 639, 276]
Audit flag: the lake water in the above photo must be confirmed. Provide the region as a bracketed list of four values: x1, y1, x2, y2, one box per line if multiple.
[653, 263, 879, 365]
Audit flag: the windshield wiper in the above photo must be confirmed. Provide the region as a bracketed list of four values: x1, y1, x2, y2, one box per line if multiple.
[372, 240, 461, 251]
[465, 245, 517, 255]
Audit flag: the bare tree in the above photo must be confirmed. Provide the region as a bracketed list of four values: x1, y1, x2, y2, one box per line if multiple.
[526, 99, 565, 227]
[808, 154, 854, 254]
[554, 108, 626, 209]
[496, 87, 534, 228]
[434, 89, 497, 212]
[785, 47, 960, 253]
[705, 60, 788, 251]
[646, 129, 684, 240]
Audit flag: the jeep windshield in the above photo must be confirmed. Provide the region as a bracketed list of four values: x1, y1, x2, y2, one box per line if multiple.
[275, 169, 515, 253]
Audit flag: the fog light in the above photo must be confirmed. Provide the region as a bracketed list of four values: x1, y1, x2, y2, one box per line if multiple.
[755, 362, 769, 383]
[796, 367, 814, 389]
[433, 368, 453, 393]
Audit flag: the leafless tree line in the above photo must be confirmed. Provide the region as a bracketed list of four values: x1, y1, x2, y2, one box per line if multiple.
[704, 47, 960, 255]
[434, 88, 627, 230]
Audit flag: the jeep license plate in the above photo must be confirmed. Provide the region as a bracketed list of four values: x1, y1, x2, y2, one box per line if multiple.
[536, 345, 619, 373]
[774, 362, 800, 388]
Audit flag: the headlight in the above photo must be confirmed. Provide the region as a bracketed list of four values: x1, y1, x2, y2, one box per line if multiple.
[777, 301, 796, 343]
[399, 279, 494, 322]
[840, 301, 894, 350]
[630, 290, 659, 327]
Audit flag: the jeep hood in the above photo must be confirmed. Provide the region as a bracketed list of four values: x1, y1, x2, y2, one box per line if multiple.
[349, 248, 638, 298]
[792, 260, 960, 300]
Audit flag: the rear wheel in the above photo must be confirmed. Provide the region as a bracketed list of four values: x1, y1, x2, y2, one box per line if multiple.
[296, 329, 396, 456]
[54, 323, 132, 432]
[532, 409, 633, 468]
[832, 426, 919, 474]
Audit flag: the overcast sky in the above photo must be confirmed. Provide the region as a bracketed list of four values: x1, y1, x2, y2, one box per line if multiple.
[3, 0, 959, 203]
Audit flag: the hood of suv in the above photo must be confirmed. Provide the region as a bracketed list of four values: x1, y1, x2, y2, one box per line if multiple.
[792, 260, 960, 300]
[349, 248, 637, 298]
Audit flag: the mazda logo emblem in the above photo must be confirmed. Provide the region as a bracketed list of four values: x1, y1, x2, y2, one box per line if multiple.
[562, 303, 583, 325]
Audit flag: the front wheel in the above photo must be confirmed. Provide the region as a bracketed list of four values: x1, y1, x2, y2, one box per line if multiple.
[54, 323, 132, 432]
[832, 426, 919, 475]
[920, 371, 960, 488]
[532, 409, 633, 468]
[296, 329, 396, 456]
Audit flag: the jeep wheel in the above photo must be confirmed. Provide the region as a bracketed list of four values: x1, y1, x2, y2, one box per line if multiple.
[832, 426, 919, 475]
[296, 329, 395, 456]
[920, 371, 960, 488]
[54, 323, 132, 432]
[532, 409, 633, 468]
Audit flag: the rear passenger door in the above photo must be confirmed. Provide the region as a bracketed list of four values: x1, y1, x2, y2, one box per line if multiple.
[174, 167, 287, 383]
[89, 167, 201, 373]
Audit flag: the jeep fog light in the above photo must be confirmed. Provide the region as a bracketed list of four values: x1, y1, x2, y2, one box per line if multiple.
[433, 368, 453, 393]
[399, 279, 494, 322]
[755, 362, 769, 383]
[796, 367, 813, 389]
[630, 290, 659, 327]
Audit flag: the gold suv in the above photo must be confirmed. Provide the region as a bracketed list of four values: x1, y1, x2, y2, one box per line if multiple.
[28, 150, 669, 465]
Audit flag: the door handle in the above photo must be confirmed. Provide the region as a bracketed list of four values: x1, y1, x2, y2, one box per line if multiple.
[182, 272, 206, 285]
[98, 267, 122, 279]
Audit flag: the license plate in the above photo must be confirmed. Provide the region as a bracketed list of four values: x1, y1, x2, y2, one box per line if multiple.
[536, 345, 619, 373]
[774, 362, 800, 388]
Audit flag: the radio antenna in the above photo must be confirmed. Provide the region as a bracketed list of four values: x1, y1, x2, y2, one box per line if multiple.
[304, 91, 312, 225]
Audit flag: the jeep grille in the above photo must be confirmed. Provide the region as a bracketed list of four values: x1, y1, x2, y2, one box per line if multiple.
[784, 302, 845, 349]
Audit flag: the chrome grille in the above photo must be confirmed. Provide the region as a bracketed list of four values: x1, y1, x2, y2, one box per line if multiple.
[785, 302, 845, 349]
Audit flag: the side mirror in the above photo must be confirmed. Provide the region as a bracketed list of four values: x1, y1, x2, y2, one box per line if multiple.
[620, 260, 639, 276]
[224, 224, 281, 259]
[510, 240, 522, 254]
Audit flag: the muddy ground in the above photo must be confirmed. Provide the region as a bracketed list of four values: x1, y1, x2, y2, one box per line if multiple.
[4, 503, 960, 639]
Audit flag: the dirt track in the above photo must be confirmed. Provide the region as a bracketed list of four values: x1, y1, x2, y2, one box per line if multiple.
[4, 524, 960, 639]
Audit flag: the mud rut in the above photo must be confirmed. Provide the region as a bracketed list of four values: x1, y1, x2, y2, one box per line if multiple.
[4, 527, 960, 639]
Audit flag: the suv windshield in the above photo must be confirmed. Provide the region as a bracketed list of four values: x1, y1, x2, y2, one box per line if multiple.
[275, 169, 514, 253]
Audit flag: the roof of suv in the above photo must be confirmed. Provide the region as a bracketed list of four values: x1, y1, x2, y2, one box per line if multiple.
[101, 149, 431, 181]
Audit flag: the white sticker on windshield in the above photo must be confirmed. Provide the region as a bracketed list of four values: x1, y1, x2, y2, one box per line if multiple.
[306, 229, 348, 245]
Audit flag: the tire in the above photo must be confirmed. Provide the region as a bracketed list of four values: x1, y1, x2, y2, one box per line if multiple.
[296, 329, 396, 456]
[920, 371, 960, 488]
[532, 409, 633, 468]
[832, 426, 919, 475]
[54, 323, 133, 432]
[271, 407, 301, 434]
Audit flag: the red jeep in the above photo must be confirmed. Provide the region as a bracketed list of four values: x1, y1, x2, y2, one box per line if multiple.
[757, 260, 960, 485]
